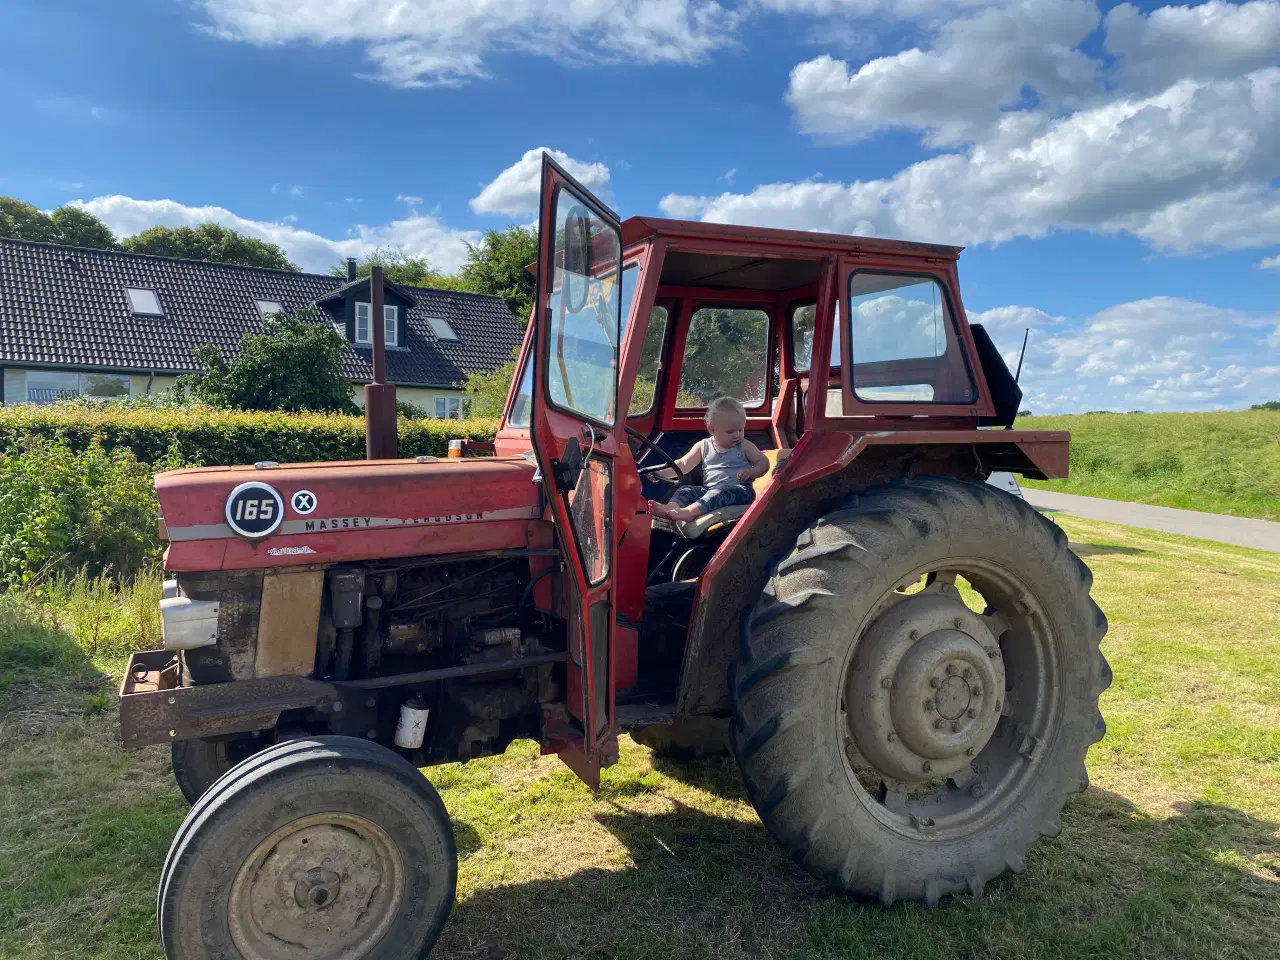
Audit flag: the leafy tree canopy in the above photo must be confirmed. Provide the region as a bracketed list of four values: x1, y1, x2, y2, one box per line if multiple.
[331, 247, 463, 289]
[457, 226, 537, 323]
[464, 352, 519, 418]
[0, 197, 119, 250]
[123, 223, 298, 271]
[174, 307, 356, 414]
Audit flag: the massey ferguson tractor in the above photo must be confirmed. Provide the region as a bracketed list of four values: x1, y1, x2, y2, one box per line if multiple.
[118, 156, 1108, 959]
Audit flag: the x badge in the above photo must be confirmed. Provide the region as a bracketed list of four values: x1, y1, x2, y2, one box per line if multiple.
[291, 490, 317, 515]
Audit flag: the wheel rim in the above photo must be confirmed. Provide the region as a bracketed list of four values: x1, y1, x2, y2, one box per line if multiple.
[837, 560, 1061, 840]
[228, 812, 406, 960]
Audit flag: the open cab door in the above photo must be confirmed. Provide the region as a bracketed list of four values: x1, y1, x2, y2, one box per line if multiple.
[531, 154, 625, 789]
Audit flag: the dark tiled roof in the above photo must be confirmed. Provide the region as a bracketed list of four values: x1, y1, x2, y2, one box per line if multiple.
[0, 239, 521, 388]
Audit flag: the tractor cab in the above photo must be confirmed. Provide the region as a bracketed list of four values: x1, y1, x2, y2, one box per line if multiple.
[491, 154, 1043, 758]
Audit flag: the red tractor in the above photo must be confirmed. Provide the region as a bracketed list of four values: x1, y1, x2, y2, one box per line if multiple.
[120, 156, 1108, 959]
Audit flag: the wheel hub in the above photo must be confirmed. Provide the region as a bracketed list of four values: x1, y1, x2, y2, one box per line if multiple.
[228, 813, 405, 960]
[846, 592, 1005, 783]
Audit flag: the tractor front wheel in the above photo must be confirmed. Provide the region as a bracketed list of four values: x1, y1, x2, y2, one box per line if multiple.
[158, 736, 457, 959]
[730, 477, 1110, 906]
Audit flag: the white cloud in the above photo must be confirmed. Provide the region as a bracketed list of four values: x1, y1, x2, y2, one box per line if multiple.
[470, 148, 612, 217]
[72, 196, 477, 274]
[396, 194, 424, 206]
[786, 0, 1101, 145]
[669, 66, 1280, 253]
[197, 0, 742, 87]
[1105, 0, 1280, 92]
[980, 296, 1280, 412]
[1260, 254, 1280, 269]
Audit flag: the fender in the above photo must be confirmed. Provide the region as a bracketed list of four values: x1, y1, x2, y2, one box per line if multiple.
[672, 428, 1069, 715]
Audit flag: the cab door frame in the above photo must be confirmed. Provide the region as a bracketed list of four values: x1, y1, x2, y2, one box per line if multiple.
[528, 154, 628, 787]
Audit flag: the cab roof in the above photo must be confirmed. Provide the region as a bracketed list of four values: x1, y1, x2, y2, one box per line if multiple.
[621, 216, 964, 261]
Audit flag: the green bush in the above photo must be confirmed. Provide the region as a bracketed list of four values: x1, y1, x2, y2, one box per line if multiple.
[0, 405, 500, 468]
[0, 437, 164, 583]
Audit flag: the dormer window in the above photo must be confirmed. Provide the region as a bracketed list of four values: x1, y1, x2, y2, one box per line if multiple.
[127, 287, 163, 316]
[255, 299, 284, 319]
[426, 316, 457, 340]
[356, 302, 398, 347]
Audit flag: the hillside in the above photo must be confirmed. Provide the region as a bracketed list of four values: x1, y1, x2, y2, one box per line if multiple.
[1015, 410, 1280, 521]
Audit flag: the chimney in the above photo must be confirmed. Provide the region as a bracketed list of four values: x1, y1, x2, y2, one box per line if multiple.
[346, 257, 358, 282]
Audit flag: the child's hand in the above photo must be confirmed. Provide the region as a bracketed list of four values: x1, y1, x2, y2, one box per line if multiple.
[736, 467, 756, 482]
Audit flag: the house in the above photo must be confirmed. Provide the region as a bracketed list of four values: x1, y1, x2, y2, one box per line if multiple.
[0, 238, 522, 417]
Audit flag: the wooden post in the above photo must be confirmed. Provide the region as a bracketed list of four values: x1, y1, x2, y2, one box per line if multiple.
[364, 265, 398, 459]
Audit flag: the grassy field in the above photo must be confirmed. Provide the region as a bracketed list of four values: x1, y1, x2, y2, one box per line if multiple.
[1015, 410, 1280, 521]
[1, 517, 1277, 960]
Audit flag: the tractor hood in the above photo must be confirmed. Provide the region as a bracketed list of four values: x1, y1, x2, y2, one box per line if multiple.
[157, 456, 543, 572]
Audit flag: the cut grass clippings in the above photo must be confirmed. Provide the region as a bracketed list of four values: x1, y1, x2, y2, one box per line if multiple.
[1, 517, 1277, 959]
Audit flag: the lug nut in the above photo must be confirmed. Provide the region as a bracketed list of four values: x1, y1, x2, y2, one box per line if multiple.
[972, 685, 984, 696]
[887, 732, 898, 743]
[965, 747, 976, 757]
[970, 782, 987, 799]
[934, 718, 947, 729]
[946, 663, 958, 675]
[967, 708, 978, 719]
[930, 677, 942, 689]
[963, 666, 974, 680]
[881, 676, 893, 689]
[925, 699, 936, 711]
[987, 647, 1000, 658]
[954, 617, 965, 629]
[365, 697, 376, 708]
[922, 761, 933, 773]
[909, 629, 920, 641]
[950, 721, 960, 732]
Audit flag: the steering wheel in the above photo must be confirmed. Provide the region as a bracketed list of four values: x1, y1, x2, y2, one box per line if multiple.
[624, 425, 688, 505]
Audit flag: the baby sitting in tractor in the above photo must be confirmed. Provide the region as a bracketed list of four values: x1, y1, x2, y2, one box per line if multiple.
[648, 396, 769, 523]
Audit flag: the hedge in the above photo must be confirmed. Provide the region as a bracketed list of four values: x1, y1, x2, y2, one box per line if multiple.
[0, 405, 502, 467]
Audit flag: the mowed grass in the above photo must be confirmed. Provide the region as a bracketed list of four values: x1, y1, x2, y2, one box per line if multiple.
[1016, 409, 1280, 521]
[1, 518, 1277, 960]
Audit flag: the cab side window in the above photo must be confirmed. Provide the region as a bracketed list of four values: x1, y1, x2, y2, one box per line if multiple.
[847, 273, 975, 405]
[677, 306, 770, 408]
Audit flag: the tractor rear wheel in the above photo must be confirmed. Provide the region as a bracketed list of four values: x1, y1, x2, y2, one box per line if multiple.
[158, 736, 457, 959]
[730, 477, 1109, 906]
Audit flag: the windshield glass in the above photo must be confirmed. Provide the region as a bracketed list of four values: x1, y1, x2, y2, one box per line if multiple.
[545, 187, 621, 425]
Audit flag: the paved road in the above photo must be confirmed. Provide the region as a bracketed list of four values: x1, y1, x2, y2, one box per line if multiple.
[1020, 488, 1280, 552]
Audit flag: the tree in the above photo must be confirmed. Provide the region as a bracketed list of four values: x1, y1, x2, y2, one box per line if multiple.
[175, 308, 356, 413]
[123, 223, 297, 271]
[1250, 400, 1280, 411]
[0, 196, 119, 249]
[457, 226, 537, 322]
[331, 247, 462, 289]
[464, 352, 518, 418]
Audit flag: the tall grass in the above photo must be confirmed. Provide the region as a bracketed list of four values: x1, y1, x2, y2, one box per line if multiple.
[1017, 410, 1280, 520]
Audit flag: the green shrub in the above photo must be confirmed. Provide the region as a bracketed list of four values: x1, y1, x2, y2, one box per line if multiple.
[0, 405, 500, 468]
[0, 437, 164, 583]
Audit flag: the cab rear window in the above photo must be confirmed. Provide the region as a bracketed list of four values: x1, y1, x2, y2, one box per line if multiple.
[677, 306, 769, 408]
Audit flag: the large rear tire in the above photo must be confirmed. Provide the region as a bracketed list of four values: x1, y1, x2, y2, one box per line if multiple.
[158, 736, 457, 959]
[730, 477, 1109, 906]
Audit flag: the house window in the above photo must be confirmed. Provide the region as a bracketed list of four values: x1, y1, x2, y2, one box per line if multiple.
[255, 300, 284, 319]
[27, 370, 130, 405]
[426, 316, 457, 341]
[384, 305, 398, 347]
[434, 396, 467, 419]
[127, 288, 163, 316]
[355, 302, 372, 344]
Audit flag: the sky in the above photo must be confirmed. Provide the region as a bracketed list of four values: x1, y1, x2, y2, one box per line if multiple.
[1, 0, 1278, 413]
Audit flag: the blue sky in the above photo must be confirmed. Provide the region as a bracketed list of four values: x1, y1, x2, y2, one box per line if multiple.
[2, 0, 1278, 412]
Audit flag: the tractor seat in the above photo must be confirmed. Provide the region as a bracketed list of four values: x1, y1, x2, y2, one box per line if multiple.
[650, 448, 790, 540]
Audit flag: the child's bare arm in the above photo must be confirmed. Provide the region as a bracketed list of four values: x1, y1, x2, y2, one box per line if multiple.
[736, 441, 770, 482]
[654, 443, 703, 480]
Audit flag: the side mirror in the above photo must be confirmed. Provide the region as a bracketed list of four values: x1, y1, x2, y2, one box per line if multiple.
[562, 205, 592, 314]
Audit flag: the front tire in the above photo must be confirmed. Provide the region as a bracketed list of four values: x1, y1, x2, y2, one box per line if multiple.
[159, 736, 457, 959]
[730, 477, 1109, 906]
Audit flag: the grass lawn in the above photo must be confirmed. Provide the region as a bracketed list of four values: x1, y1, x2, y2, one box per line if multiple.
[1016, 410, 1280, 521]
[1, 516, 1277, 959]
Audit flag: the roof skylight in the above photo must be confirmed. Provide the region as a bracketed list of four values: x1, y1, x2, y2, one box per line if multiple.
[126, 288, 163, 316]
[426, 316, 457, 340]
[255, 300, 284, 318]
